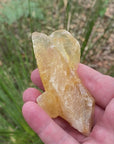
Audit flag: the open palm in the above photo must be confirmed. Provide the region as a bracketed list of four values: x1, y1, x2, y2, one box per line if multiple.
[22, 64, 114, 144]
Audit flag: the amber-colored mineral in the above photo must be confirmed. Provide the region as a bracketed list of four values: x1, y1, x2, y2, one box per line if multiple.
[32, 30, 95, 135]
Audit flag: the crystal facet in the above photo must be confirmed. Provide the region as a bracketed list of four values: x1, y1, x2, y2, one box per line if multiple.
[32, 30, 95, 135]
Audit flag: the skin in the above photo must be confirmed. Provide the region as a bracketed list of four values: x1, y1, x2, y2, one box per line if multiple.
[22, 64, 114, 144]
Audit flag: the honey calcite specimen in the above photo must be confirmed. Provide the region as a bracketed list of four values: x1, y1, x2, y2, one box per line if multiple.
[32, 30, 95, 135]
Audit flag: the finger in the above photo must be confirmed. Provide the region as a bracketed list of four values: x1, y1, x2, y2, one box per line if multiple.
[53, 105, 104, 143]
[77, 64, 114, 108]
[23, 88, 41, 103]
[31, 69, 44, 91]
[86, 99, 114, 144]
[102, 98, 114, 129]
[94, 105, 104, 124]
[22, 102, 79, 144]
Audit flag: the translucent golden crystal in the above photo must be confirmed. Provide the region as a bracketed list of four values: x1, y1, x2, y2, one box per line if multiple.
[32, 30, 95, 135]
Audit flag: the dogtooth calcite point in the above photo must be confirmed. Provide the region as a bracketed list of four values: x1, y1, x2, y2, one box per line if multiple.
[32, 30, 95, 135]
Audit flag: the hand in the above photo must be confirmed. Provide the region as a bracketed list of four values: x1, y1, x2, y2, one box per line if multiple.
[22, 64, 114, 144]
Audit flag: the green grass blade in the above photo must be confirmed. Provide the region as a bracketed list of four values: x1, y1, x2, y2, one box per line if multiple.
[81, 0, 107, 57]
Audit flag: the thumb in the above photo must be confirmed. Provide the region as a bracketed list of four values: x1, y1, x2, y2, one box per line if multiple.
[77, 64, 114, 108]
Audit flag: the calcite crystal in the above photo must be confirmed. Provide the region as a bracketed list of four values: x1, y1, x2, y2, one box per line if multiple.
[32, 30, 95, 135]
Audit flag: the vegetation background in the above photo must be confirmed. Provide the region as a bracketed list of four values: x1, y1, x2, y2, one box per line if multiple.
[0, 0, 114, 143]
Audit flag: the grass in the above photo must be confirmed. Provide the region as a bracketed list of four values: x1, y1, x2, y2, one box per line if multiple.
[81, 0, 106, 56]
[0, 0, 113, 143]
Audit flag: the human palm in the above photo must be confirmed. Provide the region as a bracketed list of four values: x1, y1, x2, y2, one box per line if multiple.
[22, 64, 114, 144]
